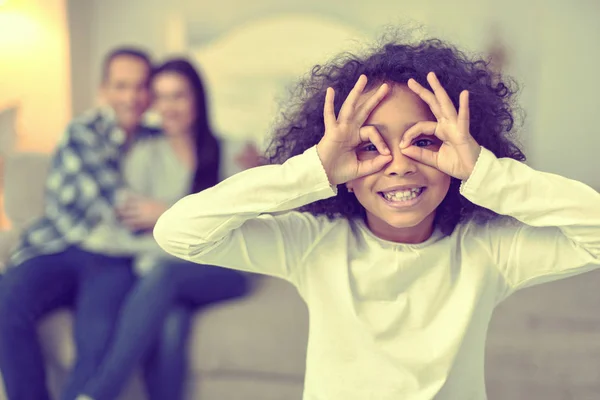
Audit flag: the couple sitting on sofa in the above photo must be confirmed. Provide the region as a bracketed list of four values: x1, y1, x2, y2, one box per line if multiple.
[0, 47, 254, 400]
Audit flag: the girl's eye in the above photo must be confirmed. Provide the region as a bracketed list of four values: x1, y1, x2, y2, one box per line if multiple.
[413, 138, 436, 148]
[359, 143, 378, 152]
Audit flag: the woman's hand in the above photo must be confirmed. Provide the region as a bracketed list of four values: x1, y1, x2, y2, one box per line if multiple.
[234, 142, 263, 170]
[401, 72, 481, 181]
[316, 75, 392, 186]
[116, 194, 168, 231]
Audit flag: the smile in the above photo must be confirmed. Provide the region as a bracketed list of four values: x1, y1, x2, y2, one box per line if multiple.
[378, 187, 426, 208]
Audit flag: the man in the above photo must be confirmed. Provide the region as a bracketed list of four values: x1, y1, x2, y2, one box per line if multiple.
[0, 47, 158, 400]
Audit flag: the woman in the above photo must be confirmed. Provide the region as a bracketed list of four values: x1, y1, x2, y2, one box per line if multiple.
[77, 59, 249, 400]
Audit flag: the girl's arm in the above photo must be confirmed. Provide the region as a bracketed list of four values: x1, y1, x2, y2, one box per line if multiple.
[403, 72, 599, 298]
[153, 146, 337, 281]
[461, 147, 600, 296]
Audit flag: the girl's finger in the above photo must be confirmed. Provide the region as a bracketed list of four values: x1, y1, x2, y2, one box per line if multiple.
[400, 146, 439, 169]
[407, 78, 443, 120]
[457, 90, 470, 131]
[427, 72, 458, 119]
[356, 154, 393, 178]
[359, 126, 390, 155]
[323, 87, 337, 128]
[338, 75, 368, 122]
[354, 83, 390, 125]
[399, 121, 440, 149]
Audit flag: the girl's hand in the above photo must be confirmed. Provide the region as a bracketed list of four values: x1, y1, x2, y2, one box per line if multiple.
[401, 72, 481, 181]
[316, 75, 392, 186]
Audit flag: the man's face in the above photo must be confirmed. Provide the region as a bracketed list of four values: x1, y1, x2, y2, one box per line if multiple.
[100, 55, 151, 132]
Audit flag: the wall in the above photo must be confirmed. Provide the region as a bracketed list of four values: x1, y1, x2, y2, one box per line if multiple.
[66, 0, 93, 117]
[529, 0, 600, 188]
[0, 0, 71, 152]
[78, 0, 599, 189]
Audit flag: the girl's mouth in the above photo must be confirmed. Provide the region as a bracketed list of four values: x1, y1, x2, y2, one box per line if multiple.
[378, 187, 426, 208]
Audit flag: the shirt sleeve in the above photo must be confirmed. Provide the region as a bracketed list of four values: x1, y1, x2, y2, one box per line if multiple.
[460, 147, 600, 296]
[154, 146, 337, 281]
[45, 120, 123, 220]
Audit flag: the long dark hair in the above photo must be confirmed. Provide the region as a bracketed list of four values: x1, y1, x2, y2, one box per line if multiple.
[152, 58, 220, 193]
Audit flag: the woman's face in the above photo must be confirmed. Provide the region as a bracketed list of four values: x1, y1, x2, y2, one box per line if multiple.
[152, 72, 196, 136]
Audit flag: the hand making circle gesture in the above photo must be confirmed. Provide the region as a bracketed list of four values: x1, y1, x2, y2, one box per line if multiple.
[401, 72, 481, 181]
[316, 75, 392, 186]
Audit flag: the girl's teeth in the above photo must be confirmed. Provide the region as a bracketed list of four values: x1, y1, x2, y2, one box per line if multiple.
[383, 188, 423, 201]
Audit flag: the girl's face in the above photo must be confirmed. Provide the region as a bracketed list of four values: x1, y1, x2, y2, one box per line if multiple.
[152, 72, 196, 136]
[347, 84, 451, 243]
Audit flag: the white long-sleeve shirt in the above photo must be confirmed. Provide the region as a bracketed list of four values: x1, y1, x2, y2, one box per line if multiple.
[154, 145, 600, 400]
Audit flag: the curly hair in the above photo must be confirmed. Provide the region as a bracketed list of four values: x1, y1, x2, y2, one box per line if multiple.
[264, 34, 526, 235]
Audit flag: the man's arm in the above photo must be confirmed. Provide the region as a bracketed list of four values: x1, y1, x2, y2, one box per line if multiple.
[44, 116, 125, 219]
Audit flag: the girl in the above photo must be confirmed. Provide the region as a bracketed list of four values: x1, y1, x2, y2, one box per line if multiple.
[153, 39, 600, 399]
[77, 59, 248, 400]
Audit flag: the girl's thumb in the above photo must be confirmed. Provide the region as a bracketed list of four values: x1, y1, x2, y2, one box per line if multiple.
[356, 154, 392, 178]
[401, 146, 437, 168]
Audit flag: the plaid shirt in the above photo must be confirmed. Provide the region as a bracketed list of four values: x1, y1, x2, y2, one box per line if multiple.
[8, 108, 159, 267]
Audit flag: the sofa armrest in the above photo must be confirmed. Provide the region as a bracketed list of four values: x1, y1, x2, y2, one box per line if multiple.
[0, 230, 18, 273]
[4, 152, 50, 230]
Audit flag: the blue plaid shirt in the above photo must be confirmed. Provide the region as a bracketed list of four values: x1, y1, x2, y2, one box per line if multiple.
[8, 108, 159, 267]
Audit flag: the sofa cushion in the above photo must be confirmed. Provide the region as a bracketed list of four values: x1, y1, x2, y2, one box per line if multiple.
[189, 276, 308, 378]
[4, 152, 50, 230]
[37, 276, 309, 380]
[0, 230, 19, 272]
[188, 375, 304, 400]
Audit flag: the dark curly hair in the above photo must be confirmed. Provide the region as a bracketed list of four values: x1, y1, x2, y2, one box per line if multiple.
[264, 34, 525, 236]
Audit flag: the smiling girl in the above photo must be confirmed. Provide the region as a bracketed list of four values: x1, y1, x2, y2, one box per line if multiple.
[153, 38, 600, 399]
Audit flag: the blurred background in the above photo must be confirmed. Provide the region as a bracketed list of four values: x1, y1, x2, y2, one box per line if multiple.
[2, 0, 599, 179]
[0, 0, 599, 399]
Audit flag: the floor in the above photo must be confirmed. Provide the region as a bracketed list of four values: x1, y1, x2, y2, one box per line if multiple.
[485, 268, 600, 399]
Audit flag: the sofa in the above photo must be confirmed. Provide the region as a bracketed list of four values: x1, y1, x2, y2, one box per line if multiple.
[0, 148, 309, 399]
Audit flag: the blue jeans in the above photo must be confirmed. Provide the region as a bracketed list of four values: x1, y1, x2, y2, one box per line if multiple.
[81, 260, 248, 400]
[0, 246, 136, 400]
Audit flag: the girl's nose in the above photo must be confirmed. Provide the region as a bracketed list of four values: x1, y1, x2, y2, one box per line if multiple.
[383, 148, 418, 176]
